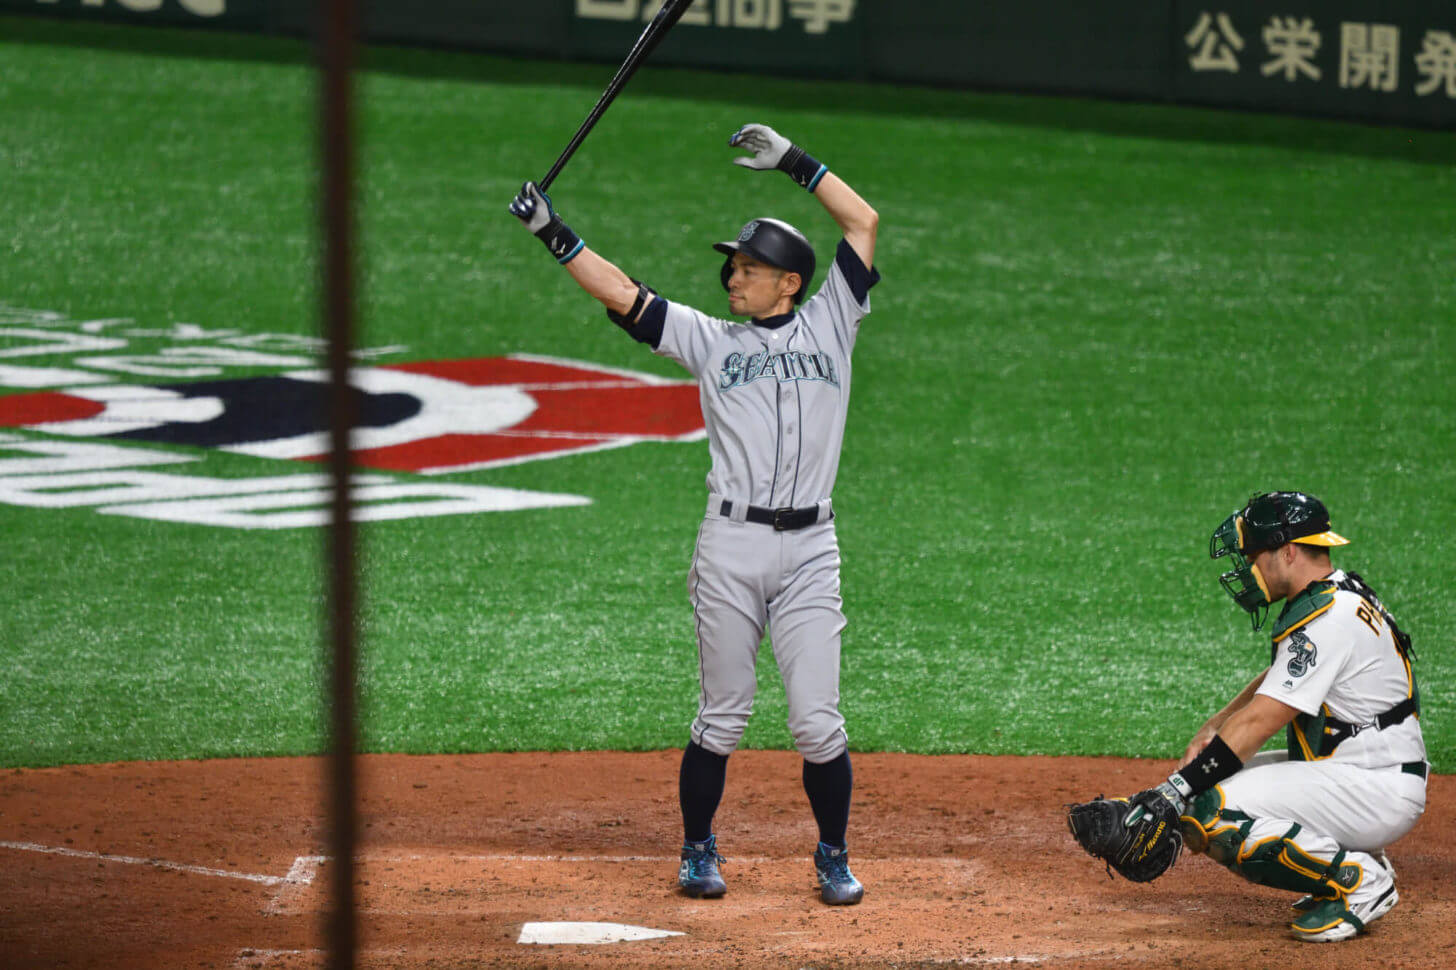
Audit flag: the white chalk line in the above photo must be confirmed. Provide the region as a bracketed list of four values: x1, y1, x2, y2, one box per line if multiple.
[264, 855, 327, 915]
[230, 949, 322, 969]
[0, 840, 320, 888]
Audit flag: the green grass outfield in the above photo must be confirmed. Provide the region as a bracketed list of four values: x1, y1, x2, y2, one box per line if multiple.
[1, 17, 1452, 771]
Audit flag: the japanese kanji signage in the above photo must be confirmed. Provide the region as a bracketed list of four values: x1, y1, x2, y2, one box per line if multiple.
[1176, 2, 1454, 126]
[570, 0, 861, 76]
[4, 1, 1451, 129]
[576, 0, 856, 35]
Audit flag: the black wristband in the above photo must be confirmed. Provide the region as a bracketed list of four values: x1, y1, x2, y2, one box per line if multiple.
[606, 280, 654, 331]
[777, 143, 828, 192]
[535, 215, 583, 264]
[1181, 734, 1243, 795]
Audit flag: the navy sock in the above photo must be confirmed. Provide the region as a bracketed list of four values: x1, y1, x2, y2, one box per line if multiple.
[802, 751, 852, 848]
[679, 741, 728, 844]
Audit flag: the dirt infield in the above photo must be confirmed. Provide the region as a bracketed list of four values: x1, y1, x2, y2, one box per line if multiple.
[0, 751, 1450, 969]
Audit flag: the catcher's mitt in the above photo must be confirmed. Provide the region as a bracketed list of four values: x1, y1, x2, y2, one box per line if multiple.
[1066, 789, 1183, 883]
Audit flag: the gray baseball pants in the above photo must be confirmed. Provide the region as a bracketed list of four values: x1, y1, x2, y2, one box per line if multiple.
[686, 504, 848, 764]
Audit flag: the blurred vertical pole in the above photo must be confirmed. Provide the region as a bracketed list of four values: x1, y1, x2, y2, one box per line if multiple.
[319, 0, 359, 968]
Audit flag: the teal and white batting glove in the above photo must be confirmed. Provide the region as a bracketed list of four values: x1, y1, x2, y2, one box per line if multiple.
[508, 180, 584, 264]
[729, 123, 827, 192]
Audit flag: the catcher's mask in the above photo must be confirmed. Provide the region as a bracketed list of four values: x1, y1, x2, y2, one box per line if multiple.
[713, 217, 816, 305]
[1209, 491, 1349, 630]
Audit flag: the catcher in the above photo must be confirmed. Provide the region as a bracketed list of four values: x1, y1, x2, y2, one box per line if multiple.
[1069, 491, 1427, 943]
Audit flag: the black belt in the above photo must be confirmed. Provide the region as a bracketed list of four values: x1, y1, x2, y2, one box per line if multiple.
[719, 500, 829, 532]
[1401, 761, 1427, 779]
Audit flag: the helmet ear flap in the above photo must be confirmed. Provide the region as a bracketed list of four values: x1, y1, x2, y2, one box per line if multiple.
[720, 257, 733, 293]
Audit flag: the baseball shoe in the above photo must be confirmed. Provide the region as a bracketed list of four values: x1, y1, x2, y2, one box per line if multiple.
[678, 835, 727, 898]
[814, 842, 864, 906]
[1291, 859, 1398, 943]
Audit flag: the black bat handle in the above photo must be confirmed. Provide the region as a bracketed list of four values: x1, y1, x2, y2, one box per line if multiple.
[539, 89, 621, 193]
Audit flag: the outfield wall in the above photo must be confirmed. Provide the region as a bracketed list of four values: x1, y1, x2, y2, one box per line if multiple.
[7, 0, 1455, 128]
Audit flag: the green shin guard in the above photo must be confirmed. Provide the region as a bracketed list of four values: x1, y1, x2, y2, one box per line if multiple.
[1180, 790, 1362, 898]
[1237, 825, 1361, 896]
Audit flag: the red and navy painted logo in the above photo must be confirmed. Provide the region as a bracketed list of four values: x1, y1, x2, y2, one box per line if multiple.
[0, 354, 705, 474]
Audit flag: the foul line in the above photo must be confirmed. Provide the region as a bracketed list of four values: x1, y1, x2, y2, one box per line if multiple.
[264, 855, 326, 915]
[0, 840, 320, 888]
[231, 949, 322, 969]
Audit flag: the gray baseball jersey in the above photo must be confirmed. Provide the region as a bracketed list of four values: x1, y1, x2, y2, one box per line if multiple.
[656, 238, 874, 506]
[631, 239, 879, 762]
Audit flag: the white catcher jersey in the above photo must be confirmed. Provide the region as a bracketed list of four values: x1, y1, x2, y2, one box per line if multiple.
[1257, 568, 1425, 769]
[652, 240, 879, 507]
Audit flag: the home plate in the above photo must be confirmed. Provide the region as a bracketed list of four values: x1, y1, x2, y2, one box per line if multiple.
[518, 921, 685, 945]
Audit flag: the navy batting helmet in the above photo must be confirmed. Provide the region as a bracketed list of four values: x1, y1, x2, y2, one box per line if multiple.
[713, 218, 816, 304]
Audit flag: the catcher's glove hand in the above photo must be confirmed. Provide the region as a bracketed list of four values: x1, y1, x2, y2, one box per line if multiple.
[1066, 786, 1184, 883]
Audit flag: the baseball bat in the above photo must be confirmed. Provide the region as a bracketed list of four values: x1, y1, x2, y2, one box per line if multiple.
[539, 0, 694, 192]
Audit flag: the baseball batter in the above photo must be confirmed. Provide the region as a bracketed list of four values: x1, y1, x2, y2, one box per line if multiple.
[1075, 491, 1426, 941]
[510, 123, 879, 905]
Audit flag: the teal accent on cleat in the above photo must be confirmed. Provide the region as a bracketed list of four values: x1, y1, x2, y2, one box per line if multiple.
[678, 834, 727, 898]
[814, 842, 864, 906]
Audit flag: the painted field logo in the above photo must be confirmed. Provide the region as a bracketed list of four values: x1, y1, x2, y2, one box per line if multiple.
[0, 354, 704, 472]
[0, 354, 704, 528]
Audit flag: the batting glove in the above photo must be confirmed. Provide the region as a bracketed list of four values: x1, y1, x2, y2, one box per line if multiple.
[729, 123, 827, 192]
[509, 181, 583, 264]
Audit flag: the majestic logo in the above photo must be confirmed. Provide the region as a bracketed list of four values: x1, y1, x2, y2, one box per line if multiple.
[0, 354, 704, 474]
[1286, 629, 1318, 678]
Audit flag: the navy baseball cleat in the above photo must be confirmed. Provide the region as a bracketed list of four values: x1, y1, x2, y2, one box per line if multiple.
[678, 835, 727, 898]
[814, 842, 864, 905]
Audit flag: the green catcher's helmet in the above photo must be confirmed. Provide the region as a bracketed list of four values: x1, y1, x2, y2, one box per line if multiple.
[1209, 491, 1349, 630]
